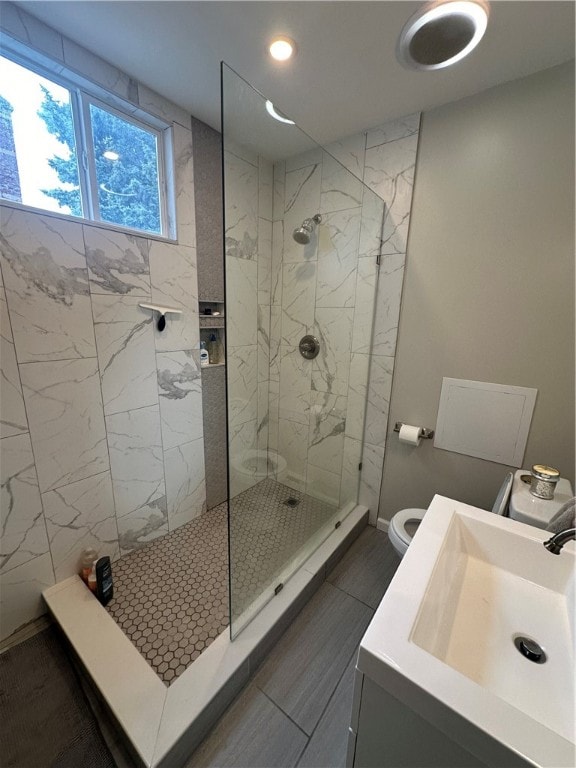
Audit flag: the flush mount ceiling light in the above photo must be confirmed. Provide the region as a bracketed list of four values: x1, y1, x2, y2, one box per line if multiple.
[397, 1, 489, 70]
[102, 150, 120, 160]
[265, 100, 295, 125]
[268, 35, 296, 61]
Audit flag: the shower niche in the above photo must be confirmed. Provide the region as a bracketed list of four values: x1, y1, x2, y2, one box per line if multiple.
[222, 64, 385, 637]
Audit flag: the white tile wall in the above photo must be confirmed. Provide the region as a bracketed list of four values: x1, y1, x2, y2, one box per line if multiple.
[0, 9, 206, 641]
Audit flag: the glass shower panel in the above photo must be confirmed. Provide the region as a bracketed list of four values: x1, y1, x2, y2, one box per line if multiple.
[222, 64, 384, 638]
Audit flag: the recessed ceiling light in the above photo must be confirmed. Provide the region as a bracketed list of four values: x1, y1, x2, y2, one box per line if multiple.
[102, 150, 120, 161]
[397, 1, 489, 71]
[265, 100, 295, 125]
[269, 36, 296, 62]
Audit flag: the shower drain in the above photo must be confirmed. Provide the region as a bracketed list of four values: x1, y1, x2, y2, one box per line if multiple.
[514, 635, 547, 664]
[283, 497, 300, 508]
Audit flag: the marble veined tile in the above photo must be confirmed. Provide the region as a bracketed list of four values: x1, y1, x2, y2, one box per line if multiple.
[225, 151, 258, 260]
[0, 553, 55, 642]
[116, 497, 168, 555]
[84, 226, 150, 297]
[228, 345, 258, 427]
[316, 209, 361, 308]
[0, 284, 27, 438]
[173, 123, 197, 248]
[283, 164, 322, 263]
[324, 133, 366, 180]
[308, 391, 346, 474]
[92, 294, 158, 415]
[345, 353, 370, 441]
[63, 38, 131, 100]
[277, 419, 308, 491]
[351, 258, 379, 355]
[149, 241, 200, 353]
[364, 133, 418, 203]
[273, 161, 285, 222]
[281, 261, 316, 345]
[20, 358, 109, 493]
[1, 433, 48, 574]
[164, 437, 206, 530]
[269, 305, 282, 385]
[259, 157, 274, 221]
[285, 148, 323, 173]
[364, 355, 394, 448]
[0, 3, 64, 61]
[371, 253, 405, 357]
[106, 405, 165, 518]
[312, 308, 353, 397]
[340, 436, 362, 509]
[157, 350, 203, 450]
[0, 208, 96, 362]
[258, 304, 271, 383]
[226, 256, 257, 347]
[364, 133, 418, 256]
[279, 346, 312, 426]
[229, 419, 258, 499]
[359, 188, 386, 260]
[42, 471, 119, 581]
[258, 218, 272, 305]
[320, 152, 363, 215]
[306, 464, 340, 507]
[366, 113, 421, 150]
[359, 442, 385, 517]
[257, 380, 269, 455]
[271, 220, 284, 306]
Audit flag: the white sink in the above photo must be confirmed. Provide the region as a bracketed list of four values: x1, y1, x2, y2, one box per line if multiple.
[357, 496, 575, 767]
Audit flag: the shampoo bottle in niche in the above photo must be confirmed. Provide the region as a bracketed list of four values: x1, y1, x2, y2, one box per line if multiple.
[200, 341, 209, 367]
[207, 332, 224, 365]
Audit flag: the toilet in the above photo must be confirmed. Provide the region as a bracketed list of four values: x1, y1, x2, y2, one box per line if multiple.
[388, 469, 574, 558]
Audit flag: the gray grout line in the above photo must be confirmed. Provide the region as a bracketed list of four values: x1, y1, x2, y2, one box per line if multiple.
[257, 686, 310, 741]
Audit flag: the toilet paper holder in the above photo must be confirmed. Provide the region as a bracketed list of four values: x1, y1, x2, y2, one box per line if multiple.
[394, 422, 434, 440]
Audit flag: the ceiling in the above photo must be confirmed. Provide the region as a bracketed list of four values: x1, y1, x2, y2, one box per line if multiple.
[15, 1, 576, 146]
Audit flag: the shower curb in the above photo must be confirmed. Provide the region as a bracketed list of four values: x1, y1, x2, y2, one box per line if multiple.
[43, 505, 369, 767]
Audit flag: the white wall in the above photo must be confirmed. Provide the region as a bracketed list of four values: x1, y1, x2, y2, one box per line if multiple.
[379, 62, 575, 520]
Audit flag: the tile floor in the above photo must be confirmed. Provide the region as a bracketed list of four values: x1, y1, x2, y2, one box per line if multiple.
[0, 525, 400, 768]
[107, 478, 338, 684]
[186, 526, 400, 768]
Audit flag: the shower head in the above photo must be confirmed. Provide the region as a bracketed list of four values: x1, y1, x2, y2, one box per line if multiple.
[293, 214, 321, 244]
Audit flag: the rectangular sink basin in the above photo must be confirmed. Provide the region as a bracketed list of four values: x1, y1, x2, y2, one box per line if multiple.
[357, 495, 576, 767]
[410, 512, 575, 743]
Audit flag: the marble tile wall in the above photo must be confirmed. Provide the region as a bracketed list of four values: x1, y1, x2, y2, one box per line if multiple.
[269, 114, 421, 520]
[224, 142, 273, 499]
[0, 8, 205, 641]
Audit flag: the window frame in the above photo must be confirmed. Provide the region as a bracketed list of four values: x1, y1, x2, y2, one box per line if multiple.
[0, 42, 176, 240]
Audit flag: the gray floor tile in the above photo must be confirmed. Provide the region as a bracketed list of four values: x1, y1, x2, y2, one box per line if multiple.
[327, 527, 400, 609]
[254, 582, 372, 735]
[297, 654, 356, 768]
[185, 684, 307, 768]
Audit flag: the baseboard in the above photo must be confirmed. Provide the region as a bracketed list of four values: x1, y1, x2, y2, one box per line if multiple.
[376, 518, 389, 532]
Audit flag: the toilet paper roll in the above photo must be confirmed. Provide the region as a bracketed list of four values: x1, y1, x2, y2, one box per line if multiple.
[399, 424, 422, 446]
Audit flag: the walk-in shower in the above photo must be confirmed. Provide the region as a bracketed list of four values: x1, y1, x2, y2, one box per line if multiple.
[223, 63, 386, 637]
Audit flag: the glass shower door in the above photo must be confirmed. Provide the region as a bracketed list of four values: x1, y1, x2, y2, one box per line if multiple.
[222, 63, 384, 637]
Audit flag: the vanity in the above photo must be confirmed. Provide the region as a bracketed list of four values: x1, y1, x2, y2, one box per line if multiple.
[348, 496, 575, 768]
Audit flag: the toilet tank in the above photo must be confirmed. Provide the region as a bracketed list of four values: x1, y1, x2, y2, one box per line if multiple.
[508, 469, 574, 529]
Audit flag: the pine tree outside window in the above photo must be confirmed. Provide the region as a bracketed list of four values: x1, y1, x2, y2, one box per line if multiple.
[0, 50, 173, 238]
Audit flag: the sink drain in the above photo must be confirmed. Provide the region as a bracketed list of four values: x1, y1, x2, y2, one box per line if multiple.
[514, 635, 547, 664]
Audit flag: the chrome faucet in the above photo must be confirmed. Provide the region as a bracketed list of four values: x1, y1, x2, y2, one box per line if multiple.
[543, 527, 576, 555]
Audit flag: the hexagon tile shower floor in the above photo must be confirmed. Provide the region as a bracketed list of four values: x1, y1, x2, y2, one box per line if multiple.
[106, 478, 336, 684]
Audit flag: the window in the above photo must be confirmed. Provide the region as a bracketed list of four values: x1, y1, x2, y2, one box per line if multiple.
[0, 51, 172, 237]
